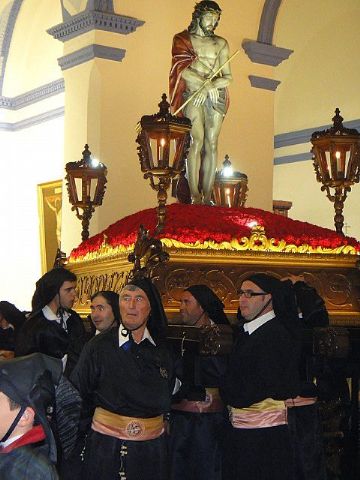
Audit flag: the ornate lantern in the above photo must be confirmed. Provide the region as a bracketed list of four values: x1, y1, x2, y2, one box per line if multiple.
[311, 109, 360, 234]
[65, 144, 107, 241]
[212, 155, 248, 208]
[136, 94, 191, 233]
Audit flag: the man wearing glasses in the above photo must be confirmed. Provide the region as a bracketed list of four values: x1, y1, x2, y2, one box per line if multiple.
[221, 273, 300, 480]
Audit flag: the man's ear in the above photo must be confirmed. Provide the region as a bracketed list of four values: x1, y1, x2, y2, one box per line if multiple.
[19, 406, 35, 427]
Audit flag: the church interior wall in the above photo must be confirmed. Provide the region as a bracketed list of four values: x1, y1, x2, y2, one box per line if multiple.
[2, 0, 63, 96]
[273, 0, 360, 240]
[0, 116, 64, 310]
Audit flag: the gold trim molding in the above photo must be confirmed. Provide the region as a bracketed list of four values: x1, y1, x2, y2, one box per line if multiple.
[68, 232, 360, 326]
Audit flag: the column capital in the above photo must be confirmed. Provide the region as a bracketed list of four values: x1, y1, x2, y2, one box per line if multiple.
[47, 9, 144, 43]
[242, 40, 293, 67]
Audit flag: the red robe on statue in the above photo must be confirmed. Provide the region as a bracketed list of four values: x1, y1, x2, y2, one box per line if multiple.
[169, 30, 197, 114]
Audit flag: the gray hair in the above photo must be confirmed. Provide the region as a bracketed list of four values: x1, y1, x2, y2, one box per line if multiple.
[120, 284, 143, 294]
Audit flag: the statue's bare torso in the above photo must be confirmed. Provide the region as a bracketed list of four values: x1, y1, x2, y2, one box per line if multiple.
[178, 10, 232, 204]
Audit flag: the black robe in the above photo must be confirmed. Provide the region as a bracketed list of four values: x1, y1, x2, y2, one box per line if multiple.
[221, 317, 300, 480]
[0, 441, 58, 479]
[287, 281, 328, 480]
[169, 351, 228, 480]
[15, 309, 85, 377]
[70, 327, 174, 480]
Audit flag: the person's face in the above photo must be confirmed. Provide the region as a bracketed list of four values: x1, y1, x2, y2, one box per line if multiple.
[119, 288, 151, 332]
[90, 295, 115, 332]
[0, 391, 20, 441]
[199, 11, 219, 35]
[179, 291, 204, 326]
[239, 280, 272, 322]
[0, 313, 10, 330]
[59, 281, 77, 310]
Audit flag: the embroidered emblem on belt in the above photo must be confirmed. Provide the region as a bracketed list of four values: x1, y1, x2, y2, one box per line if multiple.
[199, 392, 212, 407]
[126, 421, 144, 437]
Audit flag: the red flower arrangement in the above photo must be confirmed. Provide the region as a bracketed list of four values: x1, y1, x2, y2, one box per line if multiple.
[70, 203, 360, 260]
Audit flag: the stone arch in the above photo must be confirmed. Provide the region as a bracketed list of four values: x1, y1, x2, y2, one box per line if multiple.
[0, 0, 24, 95]
[257, 0, 282, 44]
[242, 0, 291, 89]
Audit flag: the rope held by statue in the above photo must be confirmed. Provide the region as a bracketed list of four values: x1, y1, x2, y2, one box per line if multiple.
[173, 49, 240, 116]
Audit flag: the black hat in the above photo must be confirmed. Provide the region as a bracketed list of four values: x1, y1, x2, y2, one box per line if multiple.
[126, 277, 168, 341]
[245, 273, 283, 295]
[243, 274, 300, 337]
[31, 267, 77, 312]
[185, 285, 229, 325]
[0, 301, 26, 330]
[0, 353, 62, 461]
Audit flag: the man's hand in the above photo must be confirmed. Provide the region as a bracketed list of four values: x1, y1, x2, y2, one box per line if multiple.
[192, 81, 219, 106]
[193, 89, 208, 106]
[207, 85, 219, 104]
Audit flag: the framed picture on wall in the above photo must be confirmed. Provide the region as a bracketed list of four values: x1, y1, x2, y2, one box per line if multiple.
[37, 180, 62, 274]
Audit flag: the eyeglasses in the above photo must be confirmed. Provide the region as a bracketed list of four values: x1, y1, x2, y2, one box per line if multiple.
[238, 290, 267, 298]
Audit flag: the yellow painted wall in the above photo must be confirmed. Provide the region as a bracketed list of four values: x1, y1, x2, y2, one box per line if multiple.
[273, 0, 360, 240]
[3, 0, 63, 95]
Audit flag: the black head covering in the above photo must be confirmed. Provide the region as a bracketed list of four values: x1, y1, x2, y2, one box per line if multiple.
[243, 273, 300, 338]
[0, 301, 26, 330]
[126, 277, 168, 340]
[185, 285, 229, 325]
[246, 274, 283, 296]
[31, 267, 77, 312]
[0, 353, 63, 462]
[91, 290, 120, 326]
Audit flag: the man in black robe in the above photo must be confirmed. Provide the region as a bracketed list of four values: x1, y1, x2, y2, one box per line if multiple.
[15, 267, 86, 376]
[70, 276, 174, 480]
[284, 275, 328, 480]
[0, 353, 63, 479]
[169, 284, 229, 480]
[221, 273, 301, 480]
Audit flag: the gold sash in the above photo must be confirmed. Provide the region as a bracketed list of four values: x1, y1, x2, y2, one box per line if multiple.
[229, 398, 287, 429]
[92, 407, 164, 441]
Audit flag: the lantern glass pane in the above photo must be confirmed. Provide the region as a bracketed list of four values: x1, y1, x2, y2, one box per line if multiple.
[88, 178, 96, 202]
[74, 177, 82, 202]
[148, 138, 156, 168]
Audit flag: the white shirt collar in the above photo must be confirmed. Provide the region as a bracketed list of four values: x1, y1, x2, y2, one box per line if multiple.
[0, 433, 22, 448]
[118, 326, 156, 347]
[42, 305, 70, 325]
[244, 310, 275, 335]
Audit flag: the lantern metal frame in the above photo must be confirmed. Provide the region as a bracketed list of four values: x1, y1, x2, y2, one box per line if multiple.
[212, 155, 248, 208]
[311, 108, 360, 235]
[136, 94, 191, 233]
[65, 144, 107, 241]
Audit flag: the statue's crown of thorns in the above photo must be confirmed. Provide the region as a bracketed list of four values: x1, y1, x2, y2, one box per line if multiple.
[195, 1, 222, 15]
